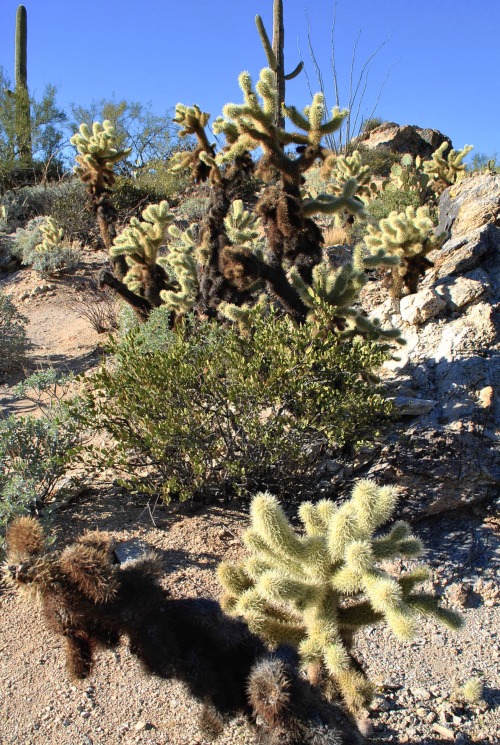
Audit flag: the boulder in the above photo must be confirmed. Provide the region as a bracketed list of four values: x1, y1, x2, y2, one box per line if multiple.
[355, 122, 451, 159]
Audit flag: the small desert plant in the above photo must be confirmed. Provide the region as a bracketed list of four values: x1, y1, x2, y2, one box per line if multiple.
[0, 369, 84, 550]
[218, 481, 463, 716]
[360, 116, 384, 134]
[11, 215, 46, 261]
[73, 306, 392, 503]
[68, 280, 118, 333]
[364, 205, 447, 297]
[459, 677, 485, 705]
[0, 291, 30, 377]
[13, 215, 80, 277]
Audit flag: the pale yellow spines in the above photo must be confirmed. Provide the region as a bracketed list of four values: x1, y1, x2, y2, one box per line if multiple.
[111, 200, 173, 268]
[423, 142, 474, 190]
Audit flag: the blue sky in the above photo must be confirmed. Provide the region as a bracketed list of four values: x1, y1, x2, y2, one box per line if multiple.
[0, 0, 498, 159]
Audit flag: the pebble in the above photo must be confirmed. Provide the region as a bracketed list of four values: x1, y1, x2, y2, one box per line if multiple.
[432, 723, 455, 740]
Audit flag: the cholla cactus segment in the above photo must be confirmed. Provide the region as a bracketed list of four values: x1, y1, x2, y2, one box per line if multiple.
[422, 142, 474, 193]
[364, 205, 447, 296]
[282, 98, 348, 148]
[322, 150, 375, 203]
[36, 217, 64, 253]
[302, 178, 365, 219]
[70, 120, 131, 189]
[218, 481, 463, 715]
[173, 103, 210, 137]
[288, 252, 402, 342]
[224, 200, 261, 246]
[111, 201, 174, 268]
[159, 224, 198, 314]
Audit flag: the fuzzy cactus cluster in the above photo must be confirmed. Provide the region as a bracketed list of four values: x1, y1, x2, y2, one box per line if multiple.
[71, 120, 131, 195]
[218, 480, 463, 715]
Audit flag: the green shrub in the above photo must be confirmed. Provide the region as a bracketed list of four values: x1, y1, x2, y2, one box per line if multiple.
[12, 215, 80, 277]
[11, 215, 46, 261]
[0, 292, 30, 377]
[358, 146, 401, 177]
[74, 307, 391, 503]
[366, 188, 421, 223]
[0, 370, 84, 551]
[47, 179, 101, 245]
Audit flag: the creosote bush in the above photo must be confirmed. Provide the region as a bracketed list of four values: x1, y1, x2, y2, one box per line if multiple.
[218, 481, 463, 716]
[72, 306, 392, 503]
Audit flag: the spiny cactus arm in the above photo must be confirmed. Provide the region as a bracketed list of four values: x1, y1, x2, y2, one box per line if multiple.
[351, 479, 399, 535]
[171, 104, 217, 182]
[372, 521, 423, 560]
[36, 217, 64, 253]
[406, 593, 464, 630]
[362, 571, 418, 640]
[423, 142, 473, 185]
[250, 493, 330, 572]
[160, 259, 197, 313]
[255, 14, 277, 70]
[397, 566, 431, 596]
[71, 120, 131, 172]
[217, 561, 254, 596]
[302, 179, 365, 218]
[224, 199, 261, 245]
[110, 201, 173, 268]
[256, 570, 318, 609]
[244, 528, 313, 581]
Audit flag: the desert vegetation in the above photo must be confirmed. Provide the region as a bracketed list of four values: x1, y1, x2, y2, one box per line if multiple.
[0, 3, 498, 744]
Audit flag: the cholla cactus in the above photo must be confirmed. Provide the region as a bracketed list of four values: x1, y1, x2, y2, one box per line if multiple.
[37, 217, 64, 253]
[110, 201, 174, 306]
[218, 481, 463, 715]
[322, 150, 377, 203]
[364, 205, 447, 297]
[32, 218, 79, 277]
[71, 120, 131, 195]
[422, 142, 474, 195]
[384, 154, 430, 204]
[160, 225, 198, 314]
[224, 200, 261, 246]
[71, 120, 131, 252]
[288, 251, 402, 341]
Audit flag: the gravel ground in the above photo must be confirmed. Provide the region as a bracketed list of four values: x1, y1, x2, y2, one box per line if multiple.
[1, 488, 498, 745]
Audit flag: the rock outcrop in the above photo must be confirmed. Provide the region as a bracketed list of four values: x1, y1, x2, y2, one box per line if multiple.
[355, 122, 452, 160]
[340, 173, 500, 519]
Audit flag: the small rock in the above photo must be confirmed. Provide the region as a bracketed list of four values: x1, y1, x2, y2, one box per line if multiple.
[432, 723, 455, 740]
[400, 288, 446, 324]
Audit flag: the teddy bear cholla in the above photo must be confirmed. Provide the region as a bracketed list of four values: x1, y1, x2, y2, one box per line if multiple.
[5, 516, 363, 745]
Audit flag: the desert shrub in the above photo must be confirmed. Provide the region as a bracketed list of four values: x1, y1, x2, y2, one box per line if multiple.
[358, 146, 401, 177]
[68, 280, 119, 333]
[176, 194, 211, 222]
[361, 116, 384, 134]
[12, 215, 80, 277]
[133, 158, 192, 205]
[11, 215, 46, 261]
[0, 370, 84, 549]
[0, 292, 30, 377]
[47, 179, 101, 245]
[74, 306, 392, 503]
[0, 184, 53, 223]
[366, 188, 421, 223]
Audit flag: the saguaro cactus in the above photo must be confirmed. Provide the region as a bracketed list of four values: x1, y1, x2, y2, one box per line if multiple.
[255, 0, 303, 129]
[15, 5, 31, 161]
